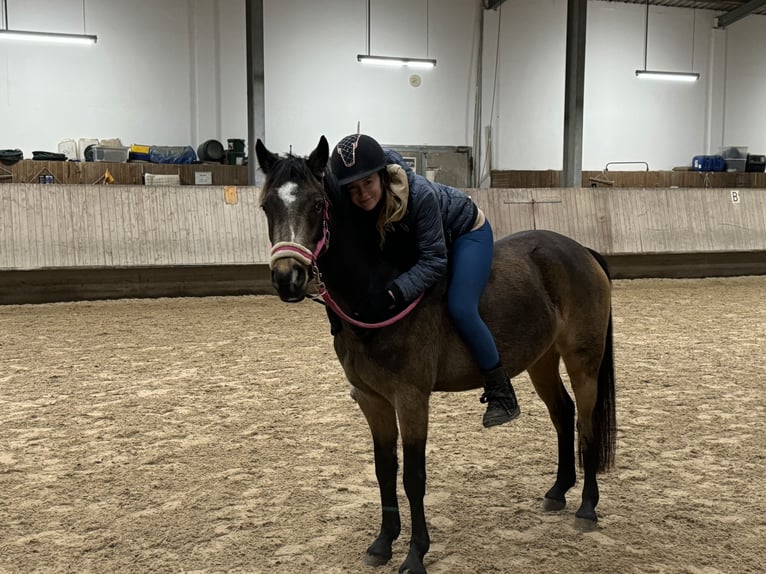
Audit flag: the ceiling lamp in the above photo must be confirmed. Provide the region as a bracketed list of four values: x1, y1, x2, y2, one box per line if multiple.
[357, 54, 436, 69]
[0, 0, 97, 45]
[635, 0, 698, 82]
[635, 70, 698, 82]
[0, 29, 96, 44]
[358, 0, 436, 69]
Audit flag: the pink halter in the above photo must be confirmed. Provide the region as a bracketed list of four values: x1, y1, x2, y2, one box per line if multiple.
[268, 196, 422, 329]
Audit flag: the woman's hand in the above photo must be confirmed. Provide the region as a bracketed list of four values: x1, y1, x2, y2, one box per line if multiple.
[357, 289, 397, 323]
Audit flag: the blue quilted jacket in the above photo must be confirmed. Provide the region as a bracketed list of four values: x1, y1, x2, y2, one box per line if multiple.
[383, 149, 479, 303]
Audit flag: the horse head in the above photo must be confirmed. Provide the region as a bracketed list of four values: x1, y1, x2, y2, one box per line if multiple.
[255, 136, 331, 302]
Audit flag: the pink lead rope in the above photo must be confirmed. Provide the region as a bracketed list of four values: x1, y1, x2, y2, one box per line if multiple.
[268, 197, 423, 329]
[317, 285, 424, 329]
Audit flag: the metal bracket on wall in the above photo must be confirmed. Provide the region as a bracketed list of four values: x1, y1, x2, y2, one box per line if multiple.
[605, 161, 649, 172]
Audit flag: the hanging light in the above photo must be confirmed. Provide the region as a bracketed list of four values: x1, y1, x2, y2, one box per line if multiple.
[357, 54, 436, 68]
[0, 0, 97, 45]
[358, 0, 436, 69]
[0, 29, 97, 44]
[635, 0, 698, 82]
[635, 70, 698, 81]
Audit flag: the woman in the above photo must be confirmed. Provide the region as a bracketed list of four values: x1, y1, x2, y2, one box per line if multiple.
[330, 133, 520, 428]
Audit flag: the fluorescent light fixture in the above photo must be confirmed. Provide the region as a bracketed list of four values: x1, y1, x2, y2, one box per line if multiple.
[357, 54, 436, 69]
[635, 69, 699, 82]
[0, 29, 97, 45]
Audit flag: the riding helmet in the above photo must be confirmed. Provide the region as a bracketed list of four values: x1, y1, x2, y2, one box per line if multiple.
[330, 134, 386, 186]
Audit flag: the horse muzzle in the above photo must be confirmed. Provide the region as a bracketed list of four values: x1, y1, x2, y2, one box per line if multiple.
[271, 258, 309, 302]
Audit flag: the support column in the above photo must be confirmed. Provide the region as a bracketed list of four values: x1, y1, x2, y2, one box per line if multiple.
[246, 0, 265, 185]
[562, 0, 587, 188]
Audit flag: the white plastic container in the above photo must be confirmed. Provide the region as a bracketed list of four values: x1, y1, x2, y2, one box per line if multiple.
[58, 139, 78, 161]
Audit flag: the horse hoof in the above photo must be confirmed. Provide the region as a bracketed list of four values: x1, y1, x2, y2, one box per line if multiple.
[543, 496, 566, 512]
[398, 560, 427, 574]
[364, 553, 391, 567]
[573, 516, 598, 532]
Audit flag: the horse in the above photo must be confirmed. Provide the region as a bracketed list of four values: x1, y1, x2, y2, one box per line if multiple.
[255, 136, 616, 574]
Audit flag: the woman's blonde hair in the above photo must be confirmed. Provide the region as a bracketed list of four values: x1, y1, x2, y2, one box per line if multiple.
[376, 167, 408, 247]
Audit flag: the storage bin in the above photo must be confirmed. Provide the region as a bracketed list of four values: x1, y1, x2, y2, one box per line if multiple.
[227, 138, 245, 153]
[745, 154, 766, 173]
[93, 146, 129, 162]
[724, 158, 747, 172]
[719, 146, 748, 172]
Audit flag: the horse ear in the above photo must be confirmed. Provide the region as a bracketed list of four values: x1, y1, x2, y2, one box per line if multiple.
[307, 136, 329, 178]
[255, 139, 279, 175]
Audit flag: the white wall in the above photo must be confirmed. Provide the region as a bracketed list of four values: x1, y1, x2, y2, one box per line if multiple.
[0, 0, 764, 176]
[581, 4, 711, 173]
[0, 0, 246, 156]
[480, 0, 567, 174]
[721, 15, 766, 153]
[261, 0, 480, 157]
[260, 0, 766, 173]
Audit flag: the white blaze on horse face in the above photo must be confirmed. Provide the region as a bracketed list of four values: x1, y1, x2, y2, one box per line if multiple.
[276, 181, 300, 242]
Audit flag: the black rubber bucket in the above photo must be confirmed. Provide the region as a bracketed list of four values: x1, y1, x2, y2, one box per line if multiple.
[197, 139, 225, 163]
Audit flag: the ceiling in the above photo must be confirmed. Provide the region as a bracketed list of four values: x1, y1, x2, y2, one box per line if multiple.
[592, 0, 766, 16]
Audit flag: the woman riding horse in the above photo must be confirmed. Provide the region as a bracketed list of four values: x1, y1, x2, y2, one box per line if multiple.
[256, 135, 616, 574]
[330, 133, 520, 428]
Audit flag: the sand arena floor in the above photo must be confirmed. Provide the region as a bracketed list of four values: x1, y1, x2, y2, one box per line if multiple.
[0, 276, 764, 574]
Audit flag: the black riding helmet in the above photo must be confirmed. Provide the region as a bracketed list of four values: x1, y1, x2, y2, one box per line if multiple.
[330, 134, 386, 186]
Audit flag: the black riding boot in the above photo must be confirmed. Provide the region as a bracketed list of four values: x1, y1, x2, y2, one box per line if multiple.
[480, 365, 521, 428]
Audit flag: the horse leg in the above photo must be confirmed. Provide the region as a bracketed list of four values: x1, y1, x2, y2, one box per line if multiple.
[354, 389, 401, 566]
[527, 349, 577, 512]
[396, 392, 431, 574]
[563, 351, 603, 532]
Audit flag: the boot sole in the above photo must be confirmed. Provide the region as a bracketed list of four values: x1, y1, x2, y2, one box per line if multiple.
[483, 407, 521, 428]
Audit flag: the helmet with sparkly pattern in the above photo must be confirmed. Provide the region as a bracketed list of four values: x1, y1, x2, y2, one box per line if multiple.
[330, 134, 386, 186]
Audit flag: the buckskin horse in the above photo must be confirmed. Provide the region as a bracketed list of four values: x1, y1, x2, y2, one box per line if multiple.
[255, 136, 616, 574]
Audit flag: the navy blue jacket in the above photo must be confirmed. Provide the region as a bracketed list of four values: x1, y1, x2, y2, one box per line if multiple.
[383, 149, 479, 303]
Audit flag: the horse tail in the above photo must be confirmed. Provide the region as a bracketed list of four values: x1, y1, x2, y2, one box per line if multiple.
[587, 248, 617, 473]
[591, 308, 616, 472]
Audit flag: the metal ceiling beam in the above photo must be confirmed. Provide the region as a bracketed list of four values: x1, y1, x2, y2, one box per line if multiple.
[716, 0, 766, 27]
[483, 0, 509, 10]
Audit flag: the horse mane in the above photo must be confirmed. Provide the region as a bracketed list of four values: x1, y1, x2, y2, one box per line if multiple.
[322, 170, 353, 223]
[319, 170, 402, 304]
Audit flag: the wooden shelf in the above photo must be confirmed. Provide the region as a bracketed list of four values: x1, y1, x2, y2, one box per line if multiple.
[0, 159, 249, 186]
[490, 169, 766, 188]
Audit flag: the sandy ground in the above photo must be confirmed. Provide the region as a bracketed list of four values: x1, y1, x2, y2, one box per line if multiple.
[0, 276, 764, 574]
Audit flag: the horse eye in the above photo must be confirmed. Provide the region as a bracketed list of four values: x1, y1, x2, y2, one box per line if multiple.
[314, 201, 323, 213]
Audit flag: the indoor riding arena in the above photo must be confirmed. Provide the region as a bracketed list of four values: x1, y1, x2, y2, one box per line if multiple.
[1, 184, 764, 574]
[2, 1, 766, 574]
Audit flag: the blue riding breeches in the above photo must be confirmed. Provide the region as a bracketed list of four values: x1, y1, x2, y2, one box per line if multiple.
[447, 220, 500, 371]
